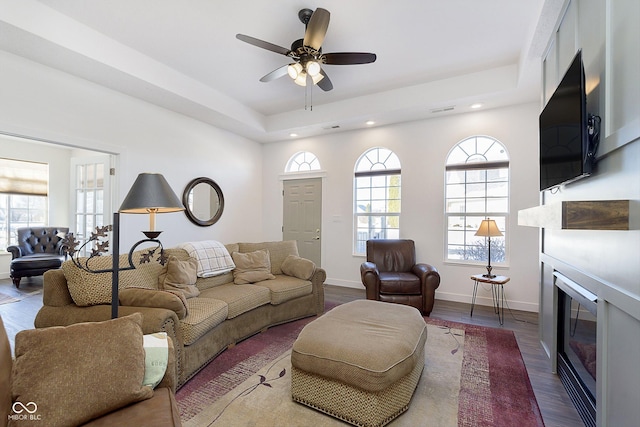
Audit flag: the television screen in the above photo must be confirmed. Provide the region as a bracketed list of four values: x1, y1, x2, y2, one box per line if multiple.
[539, 50, 591, 191]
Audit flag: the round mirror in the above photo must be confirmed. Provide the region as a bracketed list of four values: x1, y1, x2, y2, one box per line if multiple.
[182, 177, 224, 227]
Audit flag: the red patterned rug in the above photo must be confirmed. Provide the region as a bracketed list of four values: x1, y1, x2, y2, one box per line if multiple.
[176, 305, 544, 427]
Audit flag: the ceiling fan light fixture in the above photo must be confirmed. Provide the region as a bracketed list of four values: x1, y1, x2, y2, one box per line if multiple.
[294, 71, 308, 86]
[306, 60, 321, 77]
[287, 62, 303, 79]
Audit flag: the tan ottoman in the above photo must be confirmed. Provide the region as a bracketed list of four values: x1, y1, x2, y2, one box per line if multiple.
[291, 299, 427, 427]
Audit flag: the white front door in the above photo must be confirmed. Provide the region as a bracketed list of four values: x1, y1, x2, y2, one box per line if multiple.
[283, 178, 322, 266]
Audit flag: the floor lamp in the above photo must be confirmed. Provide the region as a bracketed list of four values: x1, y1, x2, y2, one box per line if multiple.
[475, 218, 503, 278]
[63, 173, 184, 318]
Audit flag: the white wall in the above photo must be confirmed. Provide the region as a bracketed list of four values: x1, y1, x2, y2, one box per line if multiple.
[0, 50, 265, 266]
[0, 135, 72, 277]
[262, 102, 541, 311]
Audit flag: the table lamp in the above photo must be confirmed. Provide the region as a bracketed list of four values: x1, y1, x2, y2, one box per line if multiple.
[475, 218, 503, 278]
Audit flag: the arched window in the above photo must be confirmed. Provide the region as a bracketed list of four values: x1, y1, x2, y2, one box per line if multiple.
[445, 136, 509, 264]
[285, 151, 321, 172]
[354, 147, 401, 255]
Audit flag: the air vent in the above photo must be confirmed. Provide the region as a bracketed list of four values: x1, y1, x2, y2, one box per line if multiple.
[430, 106, 455, 114]
[322, 125, 341, 130]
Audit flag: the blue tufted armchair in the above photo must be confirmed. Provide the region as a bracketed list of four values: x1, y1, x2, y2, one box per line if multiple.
[6, 227, 69, 288]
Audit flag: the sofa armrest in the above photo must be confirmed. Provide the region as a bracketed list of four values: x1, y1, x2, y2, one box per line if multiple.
[360, 261, 380, 300]
[42, 269, 75, 306]
[6, 245, 22, 259]
[309, 267, 326, 315]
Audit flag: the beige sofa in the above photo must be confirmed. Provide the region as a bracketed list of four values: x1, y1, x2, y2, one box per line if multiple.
[35, 241, 326, 389]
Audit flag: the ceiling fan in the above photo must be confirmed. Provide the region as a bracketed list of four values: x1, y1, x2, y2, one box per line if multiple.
[236, 7, 377, 91]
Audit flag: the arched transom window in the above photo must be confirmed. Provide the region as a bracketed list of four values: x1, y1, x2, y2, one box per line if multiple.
[354, 147, 401, 255]
[285, 151, 321, 172]
[445, 136, 509, 264]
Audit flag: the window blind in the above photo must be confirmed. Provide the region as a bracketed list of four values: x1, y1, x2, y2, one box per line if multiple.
[0, 158, 48, 196]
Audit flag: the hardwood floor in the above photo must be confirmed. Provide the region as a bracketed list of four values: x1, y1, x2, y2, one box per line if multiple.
[0, 278, 583, 426]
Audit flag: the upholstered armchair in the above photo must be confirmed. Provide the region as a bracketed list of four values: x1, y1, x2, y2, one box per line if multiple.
[360, 239, 440, 316]
[6, 227, 68, 288]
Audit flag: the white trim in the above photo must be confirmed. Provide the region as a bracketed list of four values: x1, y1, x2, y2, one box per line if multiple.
[278, 170, 327, 181]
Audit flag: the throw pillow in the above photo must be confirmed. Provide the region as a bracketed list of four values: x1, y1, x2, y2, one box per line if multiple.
[281, 255, 316, 280]
[231, 249, 276, 284]
[63, 252, 163, 307]
[119, 287, 188, 319]
[159, 255, 200, 298]
[10, 313, 153, 427]
[142, 332, 169, 388]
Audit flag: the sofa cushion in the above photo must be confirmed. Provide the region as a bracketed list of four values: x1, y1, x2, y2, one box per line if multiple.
[119, 288, 188, 319]
[281, 255, 315, 280]
[11, 313, 153, 427]
[238, 241, 299, 275]
[159, 255, 200, 298]
[255, 275, 313, 305]
[198, 283, 271, 319]
[179, 298, 229, 345]
[231, 250, 275, 284]
[82, 387, 181, 427]
[63, 252, 164, 306]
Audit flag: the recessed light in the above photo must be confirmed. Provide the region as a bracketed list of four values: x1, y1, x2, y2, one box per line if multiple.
[365, 120, 375, 126]
[289, 133, 298, 137]
[470, 103, 483, 109]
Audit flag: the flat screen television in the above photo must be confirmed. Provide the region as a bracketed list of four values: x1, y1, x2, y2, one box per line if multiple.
[539, 50, 593, 192]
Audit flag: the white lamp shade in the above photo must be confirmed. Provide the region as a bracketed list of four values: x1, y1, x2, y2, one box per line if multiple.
[306, 60, 321, 77]
[287, 63, 303, 79]
[475, 219, 503, 237]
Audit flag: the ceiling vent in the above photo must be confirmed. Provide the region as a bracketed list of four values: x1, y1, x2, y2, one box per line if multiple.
[322, 125, 341, 130]
[430, 106, 455, 114]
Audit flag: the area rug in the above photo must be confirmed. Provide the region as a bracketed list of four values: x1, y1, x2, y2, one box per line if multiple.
[177, 312, 544, 427]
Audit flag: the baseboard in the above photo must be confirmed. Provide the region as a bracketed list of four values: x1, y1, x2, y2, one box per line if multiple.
[324, 280, 539, 312]
[435, 290, 539, 313]
[325, 278, 363, 289]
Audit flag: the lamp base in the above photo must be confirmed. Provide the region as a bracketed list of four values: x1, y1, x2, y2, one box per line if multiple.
[483, 265, 496, 278]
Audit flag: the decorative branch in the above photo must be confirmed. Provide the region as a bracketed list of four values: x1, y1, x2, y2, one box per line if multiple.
[61, 225, 167, 274]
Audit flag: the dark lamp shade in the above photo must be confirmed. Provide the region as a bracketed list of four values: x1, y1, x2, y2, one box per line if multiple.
[475, 219, 503, 237]
[119, 173, 184, 214]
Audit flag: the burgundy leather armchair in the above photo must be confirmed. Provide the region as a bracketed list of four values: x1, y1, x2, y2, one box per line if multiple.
[360, 239, 440, 316]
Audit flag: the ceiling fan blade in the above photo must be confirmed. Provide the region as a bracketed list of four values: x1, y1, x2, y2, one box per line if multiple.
[317, 70, 333, 91]
[236, 34, 291, 56]
[259, 65, 289, 82]
[323, 52, 377, 65]
[303, 8, 330, 50]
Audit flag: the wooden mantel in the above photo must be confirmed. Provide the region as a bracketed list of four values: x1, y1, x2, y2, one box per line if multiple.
[518, 200, 633, 230]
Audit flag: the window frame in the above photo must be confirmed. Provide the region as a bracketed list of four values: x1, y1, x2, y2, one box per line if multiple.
[444, 136, 509, 266]
[353, 147, 401, 256]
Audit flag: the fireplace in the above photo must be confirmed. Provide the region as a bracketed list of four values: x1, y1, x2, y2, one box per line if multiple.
[555, 272, 597, 427]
